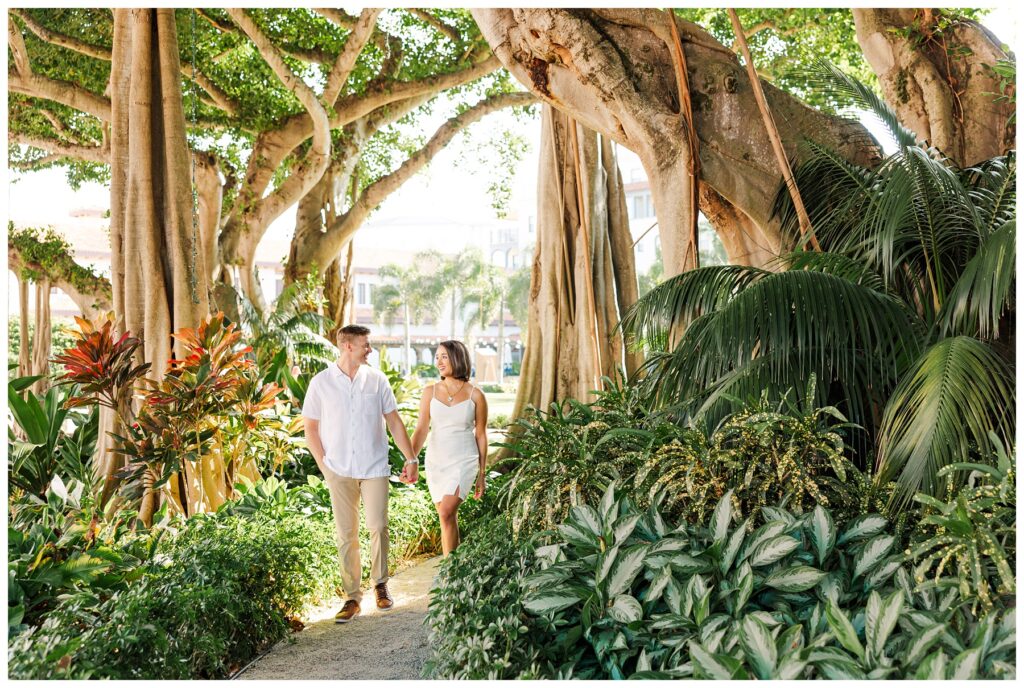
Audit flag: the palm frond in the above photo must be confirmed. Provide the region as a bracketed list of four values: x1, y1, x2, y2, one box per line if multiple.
[939, 220, 1015, 339]
[875, 337, 1015, 503]
[774, 250, 886, 291]
[795, 60, 920, 149]
[964, 152, 1016, 237]
[636, 270, 923, 424]
[619, 265, 768, 348]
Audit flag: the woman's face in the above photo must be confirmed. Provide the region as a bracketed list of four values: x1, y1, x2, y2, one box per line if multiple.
[435, 346, 452, 377]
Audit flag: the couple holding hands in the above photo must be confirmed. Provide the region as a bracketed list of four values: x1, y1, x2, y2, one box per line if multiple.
[302, 325, 488, 623]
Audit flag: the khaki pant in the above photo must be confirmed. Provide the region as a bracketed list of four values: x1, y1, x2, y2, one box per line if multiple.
[323, 473, 390, 602]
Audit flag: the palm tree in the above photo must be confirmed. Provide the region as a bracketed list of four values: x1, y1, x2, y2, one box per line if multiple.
[621, 63, 1015, 505]
[417, 248, 484, 340]
[373, 263, 444, 375]
[459, 259, 506, 380]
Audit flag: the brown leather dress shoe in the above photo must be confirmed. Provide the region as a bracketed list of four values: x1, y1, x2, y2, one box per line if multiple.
[335, 599, 360, 624]
[374, 582, 394, 611]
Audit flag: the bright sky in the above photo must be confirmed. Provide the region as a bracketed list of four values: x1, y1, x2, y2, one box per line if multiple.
[6, 8, 1017, 258]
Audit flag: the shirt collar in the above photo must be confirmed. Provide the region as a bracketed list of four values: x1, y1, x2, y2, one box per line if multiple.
[332, 361, 366, 382]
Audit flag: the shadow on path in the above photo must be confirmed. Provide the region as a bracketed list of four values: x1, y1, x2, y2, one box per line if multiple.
[237, 556, 440, 680]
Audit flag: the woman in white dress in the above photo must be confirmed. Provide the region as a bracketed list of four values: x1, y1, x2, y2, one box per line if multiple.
[409, 340, 488, 555]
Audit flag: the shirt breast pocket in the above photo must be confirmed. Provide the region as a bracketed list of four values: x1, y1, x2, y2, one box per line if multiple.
[360, 392, 381, 419]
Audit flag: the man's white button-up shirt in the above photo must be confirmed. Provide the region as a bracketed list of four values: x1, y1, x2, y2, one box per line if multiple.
[301, 363, 398, 479]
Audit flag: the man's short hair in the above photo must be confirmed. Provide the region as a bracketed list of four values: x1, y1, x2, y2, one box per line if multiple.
[338, 324, 371, 345]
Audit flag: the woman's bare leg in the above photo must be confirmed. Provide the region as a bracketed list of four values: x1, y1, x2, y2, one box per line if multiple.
[435, 489, 463, 555]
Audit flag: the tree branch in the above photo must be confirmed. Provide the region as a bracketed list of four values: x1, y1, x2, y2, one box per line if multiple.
[9, 236, 113, 319]
[227, 9, 333, 233]
[8, 15, 32, 75]
[407, 9, 463, 43]
[318, 91, 535, 264]
[10, 131, 110, 164]
[9, 70, 111, 121]
[10, 8, 113, 61]
[323, 8, 381, 106]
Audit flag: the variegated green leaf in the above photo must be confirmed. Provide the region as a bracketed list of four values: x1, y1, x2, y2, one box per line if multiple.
[711, 490, 733, 546]
[720, 518, 749, 575]
[606, 594, 643, 624]
[523, 588, 581, 615]
[837, 514, 888, 544]
[572, 504, 603, 536]
[866, 589, 903, 660]
[948, 647, 982, 680]
[749, 535, 800, 567]
[825, 599, 864, 661]
[740, 614, 777, 679]
[613, 512, 642, 545]
[816, 658, 867, 680]
[606, 544, 648, 598]
[915, 650, 948, 680]
[809, 505, 835, 565]
[689, 641, 735, 680]
[904, 624, 945, 667]
[764, 566, 826, 592]
[853, 534, 895, 579]
[646, 565, 672, 603]
[599, 481, 617, 522]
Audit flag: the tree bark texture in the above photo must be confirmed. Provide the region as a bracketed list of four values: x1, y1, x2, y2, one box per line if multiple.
[508, 106, 640, 430]
[31, 278, 51, 394]
[108, 9, 213, 523]
[853, 9, 1014, 167]
[17, 277, 32, 379]
[470, 9, 880, 274]
[109, 9, 210, 377]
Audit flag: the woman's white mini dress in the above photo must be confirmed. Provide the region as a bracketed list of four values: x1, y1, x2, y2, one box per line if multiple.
[424, 387, 480, 503]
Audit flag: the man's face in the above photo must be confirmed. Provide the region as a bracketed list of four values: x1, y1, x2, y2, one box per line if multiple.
[345, 335, 372, 364]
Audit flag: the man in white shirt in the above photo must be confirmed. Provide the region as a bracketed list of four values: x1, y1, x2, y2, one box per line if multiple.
[302, 325, 420, 623]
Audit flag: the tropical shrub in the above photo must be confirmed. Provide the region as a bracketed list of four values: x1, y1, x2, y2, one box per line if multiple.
[232, 277, 336, 386]
[8, 475, 153, 636]
[424, 515, 557, 679]
[498, 379, 872, 537]
[910, 444, 1016, 614]
[517, 484, 1014, 679]
[8, 372, 97, 497]
[8, 510, 341, 680]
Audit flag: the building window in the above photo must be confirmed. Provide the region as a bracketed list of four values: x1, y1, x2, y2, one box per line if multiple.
[358, 283, 367, 305]
[637, 240, 644, 253]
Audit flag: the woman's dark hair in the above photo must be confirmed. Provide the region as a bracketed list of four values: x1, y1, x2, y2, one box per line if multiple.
[438, 340, 471, 381]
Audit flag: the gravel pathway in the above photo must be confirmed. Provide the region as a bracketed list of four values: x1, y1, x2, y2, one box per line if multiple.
[236, 556, 440, 681]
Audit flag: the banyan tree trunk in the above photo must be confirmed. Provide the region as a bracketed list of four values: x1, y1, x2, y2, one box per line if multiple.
[508, 107, 640, 439]
[31, 278, 52, 394]
[108, 9, 213, 523]
[17, 277, 32, 380]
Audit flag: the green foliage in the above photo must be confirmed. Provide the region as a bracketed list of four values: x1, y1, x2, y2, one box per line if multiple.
[9, 511, 340, 679]
[498, 378, 870, 538]
[515, 485, 1013, 679]
[7, 223, 110, 297]
[424, 515, 557, 679]
[910, 444, 1016, 615]
[8, 475, 152, 637]
[233, 276, 336, 385]
[9, 474, 438, 679]
[8, 373, 97, 496]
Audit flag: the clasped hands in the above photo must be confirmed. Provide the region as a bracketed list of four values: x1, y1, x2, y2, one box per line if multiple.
[399, 458, 419, 484]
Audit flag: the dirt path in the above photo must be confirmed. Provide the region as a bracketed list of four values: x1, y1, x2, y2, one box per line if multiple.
[236, 556, 440, 681]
